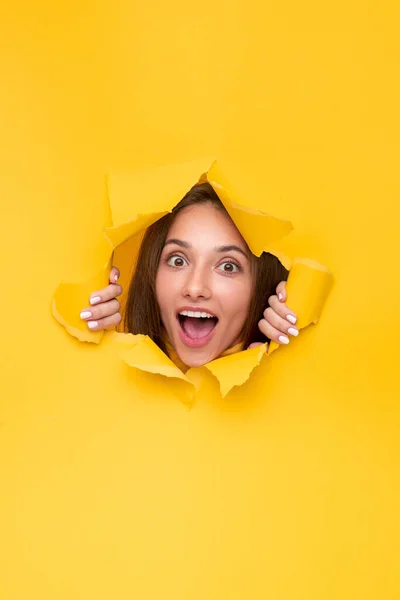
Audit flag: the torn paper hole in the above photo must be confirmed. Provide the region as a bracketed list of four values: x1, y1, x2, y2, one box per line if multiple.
[52, 158, 333, 405]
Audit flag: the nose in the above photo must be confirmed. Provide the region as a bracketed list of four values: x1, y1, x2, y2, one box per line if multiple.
[182, 265, 212, 300]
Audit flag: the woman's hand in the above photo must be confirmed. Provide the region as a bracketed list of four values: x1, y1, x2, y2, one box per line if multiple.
[249, 281, 298, 348]
[80, 266, 123, 331]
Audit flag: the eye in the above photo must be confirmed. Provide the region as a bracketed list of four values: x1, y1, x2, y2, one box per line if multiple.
[167, 254, 188, 268]
[218, 261, 240, 274]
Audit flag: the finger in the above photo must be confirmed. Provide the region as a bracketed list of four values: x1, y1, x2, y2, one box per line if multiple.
[258, 318, 291, 345]
[88, 283, 123, 305]
[109, 266, 120, 284]
[263, 306, 298, 338]
[86, 312, 122, 331]
[276, 280, 287, 302]
[268, 294, 297, 325]
[80, 299, 120, 321]
[247, 342, 266, 349]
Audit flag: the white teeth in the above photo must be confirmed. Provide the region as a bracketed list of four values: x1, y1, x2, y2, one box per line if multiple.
[179, 310, 214, 318]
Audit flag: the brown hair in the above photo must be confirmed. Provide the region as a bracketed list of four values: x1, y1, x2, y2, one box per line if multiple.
[124, 182, 289, 354]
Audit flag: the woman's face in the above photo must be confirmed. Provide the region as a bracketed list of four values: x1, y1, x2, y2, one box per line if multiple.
[155, 203, 254, 367]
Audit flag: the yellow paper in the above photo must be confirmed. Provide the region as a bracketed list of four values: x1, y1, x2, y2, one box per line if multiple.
[113, 333, 197, 407]
[268, 258, 334, 355]
[201, 343, 268, 397]
[207, 161, 294, 260]
[104, 159, 214, 248]
[2, 1, 400, 598]
[52, 259, 112, 343]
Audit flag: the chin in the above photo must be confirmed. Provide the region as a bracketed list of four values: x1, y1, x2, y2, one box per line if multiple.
[176, 346, 217, 368]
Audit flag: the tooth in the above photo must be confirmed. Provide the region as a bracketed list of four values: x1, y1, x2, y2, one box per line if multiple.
[179, 310, 216, 318]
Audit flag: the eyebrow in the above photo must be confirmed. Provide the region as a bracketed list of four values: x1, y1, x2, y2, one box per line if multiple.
[216, 244, 249, 259]
[164, 238, 190, 249]
[164, 239, 249, 259]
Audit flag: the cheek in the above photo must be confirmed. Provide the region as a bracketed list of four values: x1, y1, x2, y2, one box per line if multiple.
[155, 268, 177, 313]
[217, 276, 253, 317]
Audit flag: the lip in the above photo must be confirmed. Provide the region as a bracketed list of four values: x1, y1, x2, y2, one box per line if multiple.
[176, 306, 219, 349]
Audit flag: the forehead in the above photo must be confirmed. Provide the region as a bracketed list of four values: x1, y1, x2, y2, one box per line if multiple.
[167, 204, 247, 247]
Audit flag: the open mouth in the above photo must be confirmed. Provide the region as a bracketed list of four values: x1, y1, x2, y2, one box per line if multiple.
[177, 310, 219, 348]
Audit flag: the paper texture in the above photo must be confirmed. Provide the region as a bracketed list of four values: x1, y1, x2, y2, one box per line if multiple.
[268, 258, 334, 355]
[52, 261, 112, 343]
[202, 343, 268, 397]
[52, 159, 333, 401]
[112, 332, 198, 406]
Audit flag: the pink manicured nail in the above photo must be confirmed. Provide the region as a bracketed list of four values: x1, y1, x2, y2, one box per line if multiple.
[80, 311, 92, 319]
[88, 321, 99, 329]
[90, 296, 101, 305]
[278, 335, 290, 344]
[286, 314, 297, 324]
[288, 327, 298, 337]
[278, 293, 284, 301]
[113, 274, 119, 282]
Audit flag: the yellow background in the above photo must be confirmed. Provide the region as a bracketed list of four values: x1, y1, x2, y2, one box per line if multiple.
[1, 1, 400, 598]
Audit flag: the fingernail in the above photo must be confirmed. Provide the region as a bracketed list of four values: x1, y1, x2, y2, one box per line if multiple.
[288, 327, 298, 337]
[113, 274, 119, 282]
[278, 293, 284, 301]
[80, 311, 92, 319]
[90, 296, 101, 305]
[278, 335, 290, 344]
[88, 321, 99, 329]
[286, 314, 297, 324]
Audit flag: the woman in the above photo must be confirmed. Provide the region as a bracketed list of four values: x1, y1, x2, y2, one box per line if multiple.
[79, 183, 299, 367]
